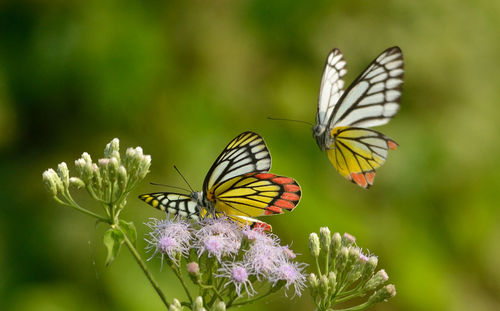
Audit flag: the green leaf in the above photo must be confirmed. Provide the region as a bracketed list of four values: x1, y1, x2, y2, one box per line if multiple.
[103, 228, 125, 266]
[119, 220, 137, 246]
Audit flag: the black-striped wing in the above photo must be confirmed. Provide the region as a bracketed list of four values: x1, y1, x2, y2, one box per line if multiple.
[138, 192, 202, 219]
[202, 131, 271, 195]
[328, 46, 404, 129]
[317, 48, 347, 128]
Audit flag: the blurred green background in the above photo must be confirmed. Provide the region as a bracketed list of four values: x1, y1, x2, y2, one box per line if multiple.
[1, 0, 499, 310]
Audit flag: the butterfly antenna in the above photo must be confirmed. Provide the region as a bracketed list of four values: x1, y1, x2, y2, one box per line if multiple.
[149, 182, 190, 192]
[267, 116, 314, 127]
[173, 165, 194, 192]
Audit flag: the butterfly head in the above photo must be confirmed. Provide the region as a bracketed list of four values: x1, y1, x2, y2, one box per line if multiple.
[313, 124, 328, 151]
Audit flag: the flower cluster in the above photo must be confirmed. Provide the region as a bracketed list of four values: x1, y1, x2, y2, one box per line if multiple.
[42, 138, 151, 265]
[145, 216, 307, 309]
[307, 227, 396, 311]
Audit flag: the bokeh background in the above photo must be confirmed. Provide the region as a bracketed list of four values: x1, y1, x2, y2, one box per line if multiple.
[1, 0, 499, 310]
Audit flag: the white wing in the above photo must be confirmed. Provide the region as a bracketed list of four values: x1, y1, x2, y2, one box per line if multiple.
[316, 48, 348, 127]
[329, 46, 404, 128]
[203, 132, 271, 193]
[138, 193, 201, 219]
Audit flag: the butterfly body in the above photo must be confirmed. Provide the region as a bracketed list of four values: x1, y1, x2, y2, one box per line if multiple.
[139, 132, 301, 230]
[314, 47, 403, 188]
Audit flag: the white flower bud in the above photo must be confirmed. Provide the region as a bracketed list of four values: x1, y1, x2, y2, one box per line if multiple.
[169, 298, 182, 311]
[69, 177, 85, 189]
[42, 169, 59, 197]
[320, 227, 331, 252]
[192, 296, 205, 311]
[213, 301, 226, 311]
[342, 232, 356, 246]
[368, 284, 396, 304]
[309, 232, 321, 258]
[57, 162, 69, 188]
[117, 165, 128, 191]
[104, 138, 120, 157]
[364, 269, 389, 291]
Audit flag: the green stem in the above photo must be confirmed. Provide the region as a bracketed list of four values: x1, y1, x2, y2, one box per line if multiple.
[315, 256, 323, 277]
[332, 300, 372, 311]
[54, 197, 109, 223]
[118, 226, 170, 309]
[230, 286, 275, 307]
[172, 264, 193, 304]
[334, 291, 364, 303]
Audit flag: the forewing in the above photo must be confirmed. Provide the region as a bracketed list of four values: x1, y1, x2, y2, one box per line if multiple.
[316, 48, 348, 127]
[203, 132, 271, 195]
[329, 46, 404, 129]
[138, 192, 201, 219]
[326, 127, 398, 188]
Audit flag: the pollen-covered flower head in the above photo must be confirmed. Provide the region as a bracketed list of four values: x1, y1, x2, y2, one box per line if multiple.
[215, 260, 256, 297]
[193, 216, 242, 261]
[145, 217, 192, 265]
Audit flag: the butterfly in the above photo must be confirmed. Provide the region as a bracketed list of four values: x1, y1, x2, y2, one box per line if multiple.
[312, 46, 403, 188]
[139, 131, 301, 231]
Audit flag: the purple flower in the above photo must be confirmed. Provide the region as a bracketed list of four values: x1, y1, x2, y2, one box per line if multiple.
[193, 217, 242, 261]
[270, 261, 307, 297]
[145, 217, 191, 265]
[215, 260, 256, 297]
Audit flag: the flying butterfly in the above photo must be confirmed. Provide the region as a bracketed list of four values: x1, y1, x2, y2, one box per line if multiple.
[139, 132, 301, 230]
[313, 46, 403, 188]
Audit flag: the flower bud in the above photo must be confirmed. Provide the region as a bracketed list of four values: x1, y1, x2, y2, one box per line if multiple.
[169, 298, 182, 311]
[319, 227, 331, 253]
[330, 232, 342, 260]
[361, 256, 378, 280]
[342, 232, 356, 246]
[192, 296, 205, 311]
[98, 158, 110, 185]
[309, 232, 321, 258]
[335, 247, 349, 273]
[319, 274, 329, 298]
[69, 177, 85, 189]
[91, 163, 102, 190]
[108, 157, 119, 182]
[327, 271, 337, 291]
[307, 272, 319, 293]
[117, 165, 128, 192]
[57, 162, 69, 188]
[368, 284, 396, 304]
[82, 152, 92, 164]
[104, 138, 120, 158]
[364, 269, 389, 291]
[138, 154, 151, 179]
[213, 301, 226, 311]
[187, 262, 200, 275]
[42, 169, 59, 197]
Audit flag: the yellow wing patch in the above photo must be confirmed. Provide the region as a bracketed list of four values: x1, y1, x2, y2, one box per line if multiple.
[327, 126, 398, 188]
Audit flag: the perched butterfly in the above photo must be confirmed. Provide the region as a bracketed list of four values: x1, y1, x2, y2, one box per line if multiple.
[313, 46, 403, 188]
[139, 131, 301, 230]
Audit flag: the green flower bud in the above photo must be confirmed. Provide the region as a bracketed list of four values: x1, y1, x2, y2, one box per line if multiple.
[57, 162, 69, 188]
[342, 232, 356, 246]
[108, 157, 119, 182]
[117, 165, 128, 192]
[213, 301, 226, 311]
[91, 163, 102, 190]
[104, 138, 120, 158]
[335, 247, 349, 273]
[368, 284, 396, 304]
[42, 169, 59, 197]
[361, 256, 378, 281]
[192, 296, 205, 311]
[319, 274, 329, 298]
[309, 232, 321, 258]
[69, 177, 85, 189]
[307, 272, 319, 295]
[320, 227, 331, 253]
[330, 232, 342, 261]
[327, 271, 337, 291]
[138, 154, 151, 179]
[169, 298, 182, 311]
[98, 158, 110, 185]
[364, 269, 389, 292]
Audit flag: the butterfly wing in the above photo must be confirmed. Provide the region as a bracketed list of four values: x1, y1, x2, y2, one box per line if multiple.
[328, 46, 403, 129]
[138, 192, 202, 219]
[316, 48, 348, 128]
[210, 172, 301, 219]
[203, 131, 271, 200]
[326, 127, 398, 188]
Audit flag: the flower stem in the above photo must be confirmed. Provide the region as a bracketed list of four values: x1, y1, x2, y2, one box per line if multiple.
[332, 301, 372, 311]
[118, 226, 170, 309]
[172, 264, 193, 304]
[54, 196, 109, 223]
[230, 287, 275, 307]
